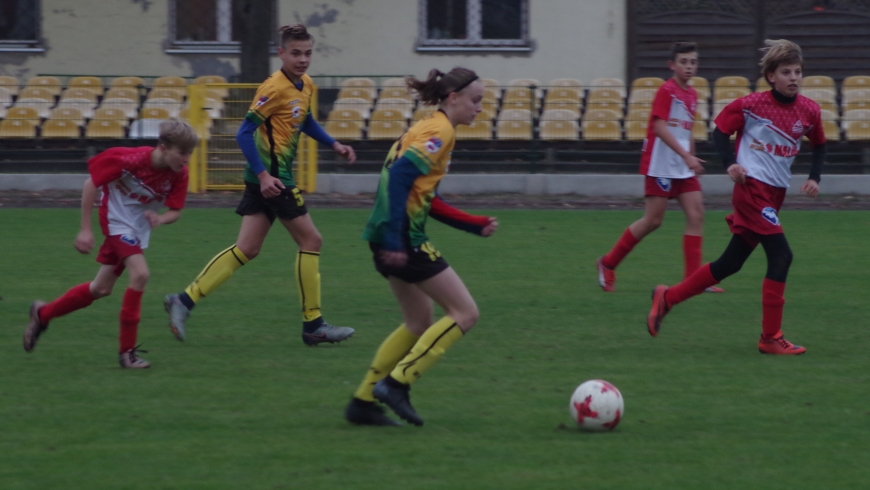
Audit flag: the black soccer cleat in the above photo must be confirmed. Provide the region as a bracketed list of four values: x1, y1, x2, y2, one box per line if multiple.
[373, 377, 423, 426]
[345, 397, 402, 426]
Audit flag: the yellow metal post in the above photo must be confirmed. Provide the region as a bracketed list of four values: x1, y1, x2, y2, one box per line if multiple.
[186, 84, 208, 193]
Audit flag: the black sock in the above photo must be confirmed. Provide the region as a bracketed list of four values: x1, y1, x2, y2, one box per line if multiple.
[303, 317, 324, 333]
[178, 292, 195, 310]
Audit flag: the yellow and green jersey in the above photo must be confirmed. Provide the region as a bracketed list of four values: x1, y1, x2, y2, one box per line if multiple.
[363, 110, 456, 247]
[243, 70, 314, 186]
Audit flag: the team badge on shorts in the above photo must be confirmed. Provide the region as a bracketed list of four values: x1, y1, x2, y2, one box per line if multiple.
[424, 137, 443, 154]
[656, 177, 672, 192]
[761, 207, 780, 226]
[120, 235, 140, 246]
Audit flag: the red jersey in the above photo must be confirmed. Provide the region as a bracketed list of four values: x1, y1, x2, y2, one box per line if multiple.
[89, 147, 188, 249]
[639, 78, 698, 178]
[714, 91, 825, 188]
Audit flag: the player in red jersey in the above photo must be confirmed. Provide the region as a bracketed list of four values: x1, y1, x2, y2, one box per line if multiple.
[597, 42, 722, 294]
[647, 39, 825, 355]
[23, 119, 198, 368]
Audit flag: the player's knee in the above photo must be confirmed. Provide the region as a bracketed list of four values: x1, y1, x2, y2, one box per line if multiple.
[238, 244, 260, 260]
[90, 284, 113, 298]
[645, 216, 663, 231]
[453, 306, 479, 331]
[301, 231, 323, 252]
[128, 269, 150, 289]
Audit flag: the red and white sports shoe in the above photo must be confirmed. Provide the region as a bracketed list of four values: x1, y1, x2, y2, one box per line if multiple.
[647, 285, 670, 337]
[704, 286, 725, 293]
[758, 333, 806, 355]
[596, 257, 616, 292]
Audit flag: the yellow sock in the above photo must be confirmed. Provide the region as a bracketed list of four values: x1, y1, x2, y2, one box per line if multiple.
[390, 316, 463, 385]
[353, 324, 420, 402]
[296, 251, 322, 322]
[184, 245, 249, 303]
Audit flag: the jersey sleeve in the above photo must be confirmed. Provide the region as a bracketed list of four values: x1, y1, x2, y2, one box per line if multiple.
[88, 149, 127, 187]
[401, 124, 453, 175]
[713, 98, 745, 135]
[650, 85, 672, 121]
[164, 169, 189, 210]
[245, 84, 283, 125]
[806, 108, 826, 145]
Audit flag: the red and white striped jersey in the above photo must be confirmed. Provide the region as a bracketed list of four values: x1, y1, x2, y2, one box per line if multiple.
[640, 78, 698, 179]
[714, 91, 825, 188]
[89, 147, 188, 249]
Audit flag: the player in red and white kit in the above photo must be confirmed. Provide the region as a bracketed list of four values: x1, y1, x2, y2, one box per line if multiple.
[647, 39, 825, 355]
[597, 42, 722, 294]
[23, 119, 199, 368]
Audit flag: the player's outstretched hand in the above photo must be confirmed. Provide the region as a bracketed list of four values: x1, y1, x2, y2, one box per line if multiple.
[685, 155, 706, 175]
[74, 229, 94, 254]
[727, 163, 747, 184]
[800, 179, 819, 197]
[380, 250, 408, 268]
[258, 174, 286, 198]
[144, 210, 161, 229]
[481, 217, 499, 237]
[333, 142, 357, 164]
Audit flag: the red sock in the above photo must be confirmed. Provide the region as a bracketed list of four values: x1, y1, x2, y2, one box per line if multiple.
[664, 263, 718, 307]
[683, 235, 702, 278]
[761, 278, 786, 339]
[602, 228, 640, 269]
[119, 288, 144, 353]
[39, 283, 96, 323]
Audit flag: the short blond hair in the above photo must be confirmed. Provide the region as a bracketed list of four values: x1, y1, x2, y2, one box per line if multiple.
[158, 119, 199, 153]
[759, 39, 803, 85]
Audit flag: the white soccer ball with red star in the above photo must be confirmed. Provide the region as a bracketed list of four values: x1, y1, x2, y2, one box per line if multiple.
[569, 379, 624, 431]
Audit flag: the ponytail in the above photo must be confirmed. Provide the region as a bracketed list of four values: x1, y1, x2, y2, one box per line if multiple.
[407, 67, 479, 106]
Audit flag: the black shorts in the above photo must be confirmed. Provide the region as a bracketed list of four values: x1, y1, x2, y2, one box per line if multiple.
[370, 241, 450, 283]
[235, 181, 308, 223]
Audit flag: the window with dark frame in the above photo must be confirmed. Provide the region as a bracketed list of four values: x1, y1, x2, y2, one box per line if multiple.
[169, 0, 275, 54]
[418, 0, 531, 52]
[0, 0, 42, 52]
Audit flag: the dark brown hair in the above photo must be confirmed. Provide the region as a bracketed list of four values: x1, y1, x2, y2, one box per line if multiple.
[759, 39, 803, 84]
[279, 23, 314, 47]
[671, 42, 698, 61]
[406, 67, 479, 106]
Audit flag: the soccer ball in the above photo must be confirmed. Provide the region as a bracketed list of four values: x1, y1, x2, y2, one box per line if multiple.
[569, 379, 624, 431]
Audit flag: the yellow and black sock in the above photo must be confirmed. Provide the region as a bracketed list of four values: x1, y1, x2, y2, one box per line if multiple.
[390, 316, 463, 385]
[183, 245, 249, 305]
[297, 251, 322, 329]
[353, 324, 420, 402]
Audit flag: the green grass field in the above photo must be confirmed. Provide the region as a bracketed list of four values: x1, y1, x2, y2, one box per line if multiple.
[1, 207, 869, 489]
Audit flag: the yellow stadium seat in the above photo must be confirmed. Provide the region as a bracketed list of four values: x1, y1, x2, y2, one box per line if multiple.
[0, 87, 11, 117]
[333, 98, 371, 120]
[49, 107, 85, 126]
[42, 119, 81, 138]
[56, 98, 96, 119]
[86, 119, 126, 138]
[0, 75, 20, 96]
[625, 109, 651, 124]
[497, 108, 532, 123]
[587, 87, 625, 103]
[480, 78, 500, 90]
[18, 87, 54, 101]
[341, 77, 375, 89]
[822, 120, 840, 141]
[585, 99, 623, 113]
[380, 87, 414, 101]
[583, 120, 621, 141]
[6, 106, 40, 121]
[338, 86, 375, 103]
[412, 105, 437, 122]
[507, 78, 543, 99]
[819, 109, 839, 122]
[843, 88, 870, 104]
[380, 78, 406, 88]
[590, 78, 627, 97]
[715, 76, 750, 89]
[688, 77, 710, 99]
[371, 108, 406, 122]
[549, 78, 583, 89]
[543, 99, 581, 116]
[61, 87, 98, 103]
[540, 109, 578, 122]
[374, 98, 414, 118]
[624, 119, 648, 141]
[25, 76, 62, 96]
[111, 76, 145, 89]
[193, 75, 227, 85]
[692, 119, 709, 141]
[803, 76, 835, 90]
[100, 99, 139, 119]
[93, 107, 130, 126]
[696, 100, 710, 120]
[714, 87, 750, 102]
[368, 120, 407, 140]
[475, 108, 495, 121]
[631, 77, 665, 90]
[814, 100, 837, 114]
[544, 87, 582, 105]
[455, 119, 492, 140]
[583, 108, 622, 123]
[842, 100, 870, 113]
[104, 87, 139, 102]
[495, 119, 532, 140]
[12, 99, 52, 119]
[324, 120, 362, 140]
[755, 76, 770, 92]
[501, 99, 533, 111]
[0, 118, 37, 138]
[843, 109, 870, 123]
[327, 108, 365, 128]
[69, 76, 104, 96]
[483, 87, 501, 104]
[504, 87, 537, 103]
[801, 88, 836, 104]
[148, 88, 184, 102]
[140, 107, 171, 120]
[628, 88, 657, 103]
[845, 119, 870, 141]
[843, 76, 870, 90]
[153, 76, 187, 89]
[142, 99, 181, 118]
[539, 120, 578, 140]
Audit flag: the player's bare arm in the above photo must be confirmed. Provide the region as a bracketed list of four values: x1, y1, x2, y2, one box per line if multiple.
[653, 118, 705, 174]
[74, 178, 97, 254]
[145, 209, 182, 228]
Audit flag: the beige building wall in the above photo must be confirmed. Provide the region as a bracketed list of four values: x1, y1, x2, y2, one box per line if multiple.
[0, 1, 625, 85]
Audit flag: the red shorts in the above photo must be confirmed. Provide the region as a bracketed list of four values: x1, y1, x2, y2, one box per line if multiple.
[725, 177, 787, 246]
[644, 175, 701, 198]
[96, 234, 144, 276]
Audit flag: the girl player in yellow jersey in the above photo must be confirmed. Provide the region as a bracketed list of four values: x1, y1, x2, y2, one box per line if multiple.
[164, 24, 357, 345]
[344, 67, 498, 427]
